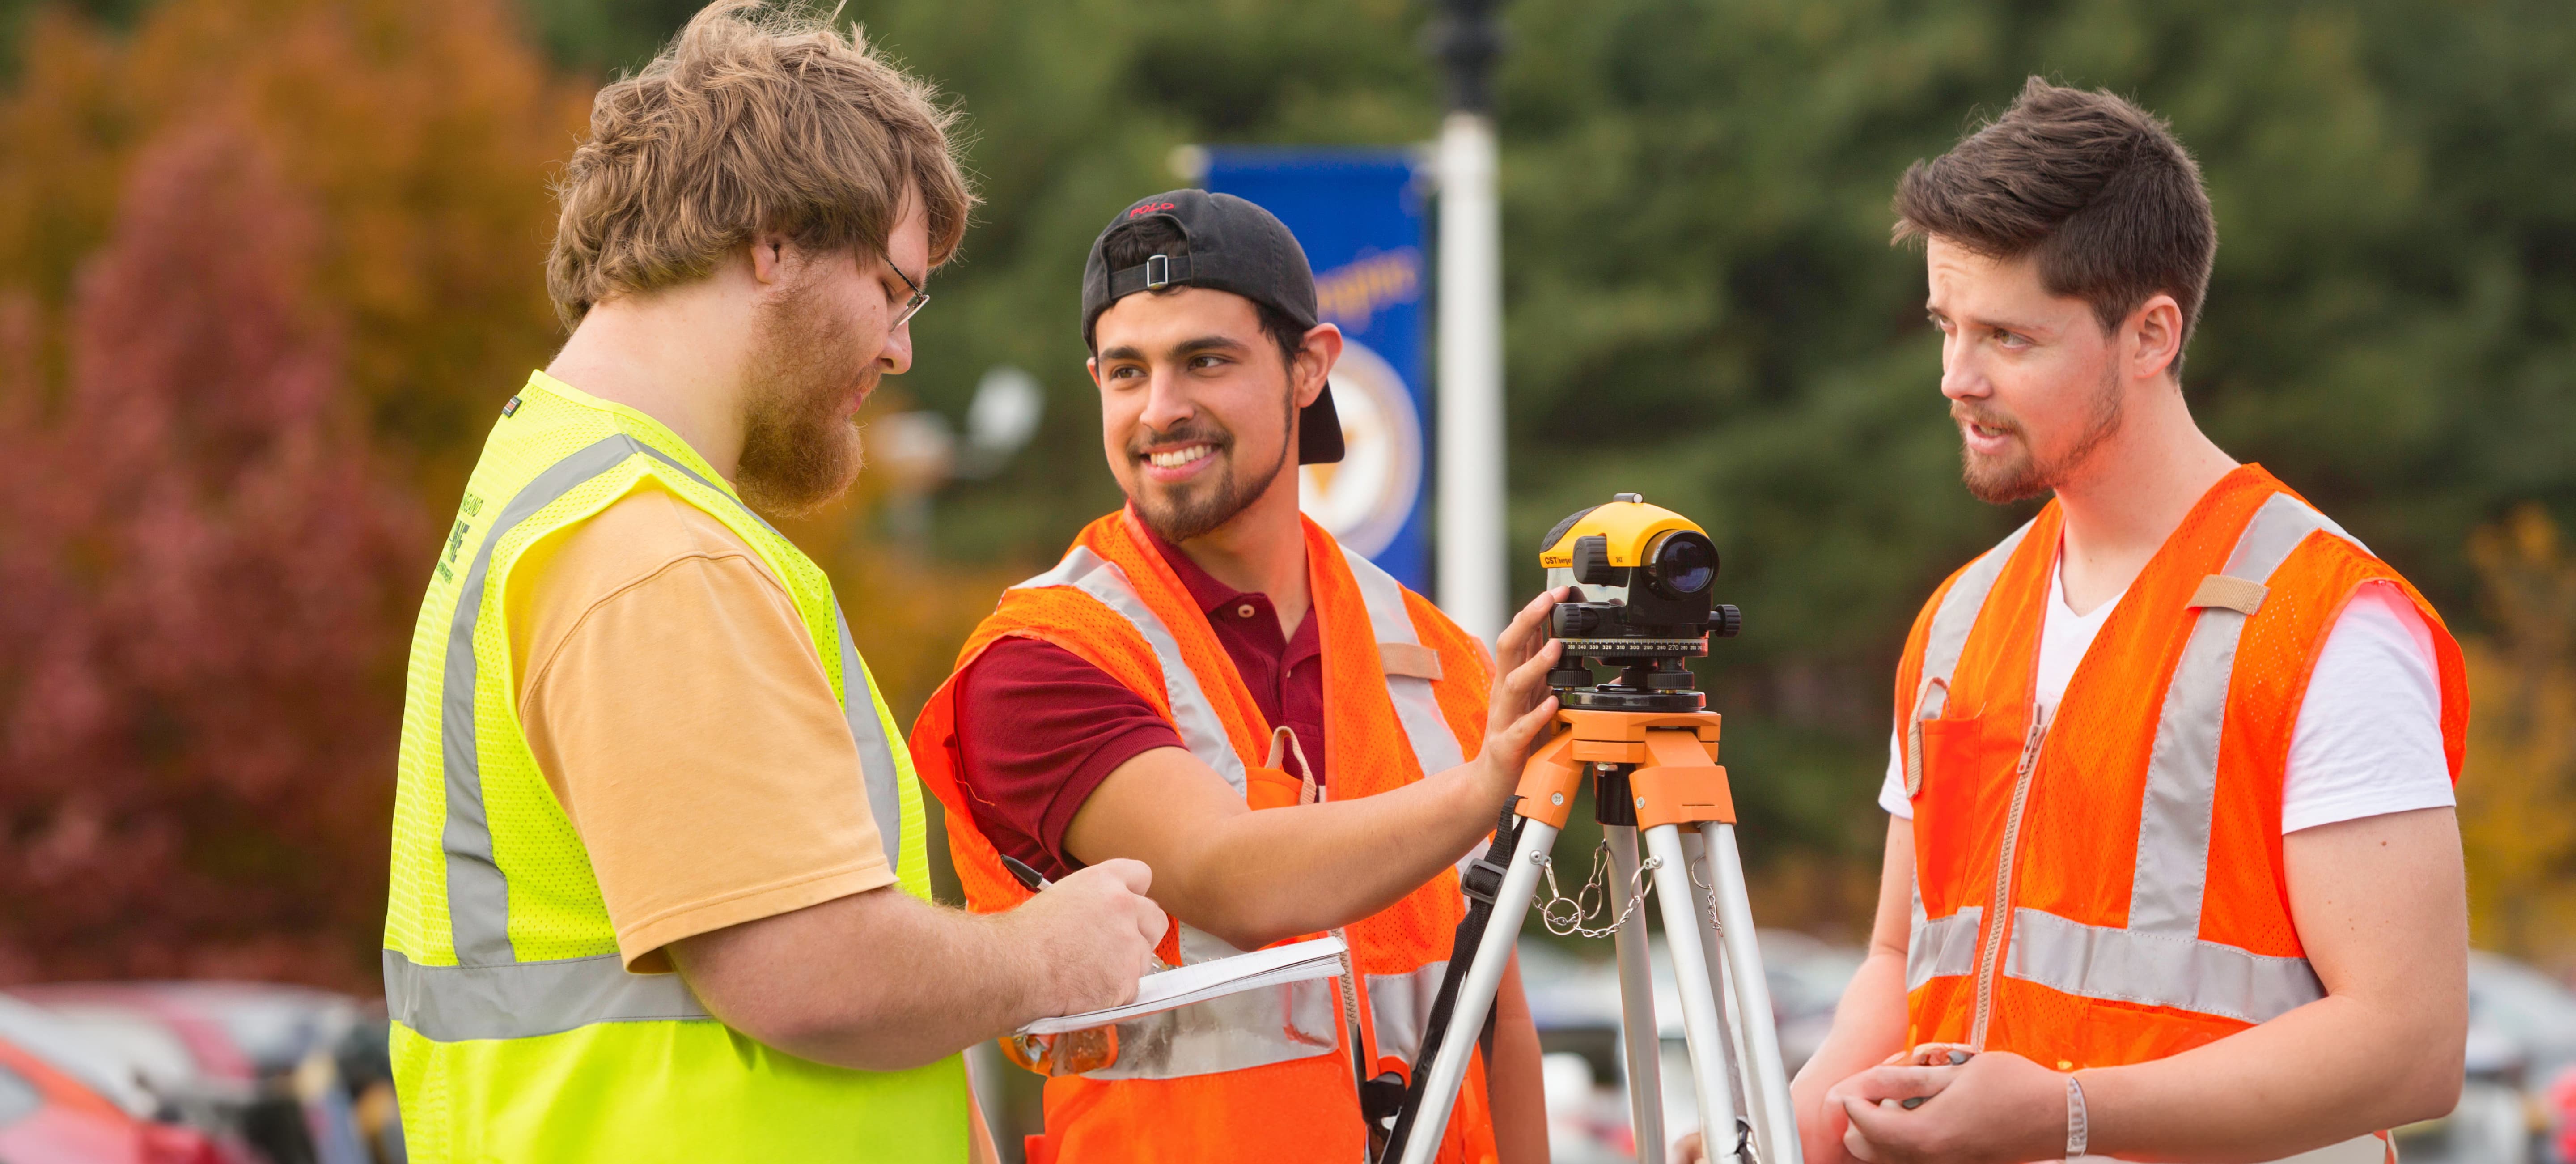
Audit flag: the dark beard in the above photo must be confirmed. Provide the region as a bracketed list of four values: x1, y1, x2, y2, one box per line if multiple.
[1957, 364, 2124, 504]
[1127, 394, 1296, 544]
[736, 284, 869, 518]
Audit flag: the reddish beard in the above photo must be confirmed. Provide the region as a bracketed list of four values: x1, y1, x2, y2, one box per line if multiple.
[736, 281, 871, 517]
[1955, 364, 2124, 504]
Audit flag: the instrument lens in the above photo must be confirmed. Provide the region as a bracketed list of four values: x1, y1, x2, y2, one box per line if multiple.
[1654, 535, 1715, 595]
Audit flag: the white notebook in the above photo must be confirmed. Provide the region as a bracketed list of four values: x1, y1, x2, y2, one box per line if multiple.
[1015, 935, 1348, 1037]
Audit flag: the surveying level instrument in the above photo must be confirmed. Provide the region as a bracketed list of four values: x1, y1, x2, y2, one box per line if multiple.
[1380, 494, 1797, 1164]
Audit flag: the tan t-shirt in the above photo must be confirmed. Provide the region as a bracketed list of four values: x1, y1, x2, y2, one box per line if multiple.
[506, 481, 893, 972]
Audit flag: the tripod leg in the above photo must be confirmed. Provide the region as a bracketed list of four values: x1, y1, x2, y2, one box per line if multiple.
[1643, 824, 1743, 1163]
[1703, 823, 1801, 1164]
[1679, 834, 1762, 1159]
[1606, 826, 1666, 1164]
[1686, 830, 1765, 1159]
[1396, 819, 1560, 1164]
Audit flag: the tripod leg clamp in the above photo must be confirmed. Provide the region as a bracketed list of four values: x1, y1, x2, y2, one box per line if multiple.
[1630, 729, 1736, 828]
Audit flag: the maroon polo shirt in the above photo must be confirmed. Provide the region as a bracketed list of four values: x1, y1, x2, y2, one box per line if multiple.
[954, 527, 1326, 879]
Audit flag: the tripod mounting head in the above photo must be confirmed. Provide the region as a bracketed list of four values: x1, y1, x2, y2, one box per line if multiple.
[1538, 493, 1741, 712]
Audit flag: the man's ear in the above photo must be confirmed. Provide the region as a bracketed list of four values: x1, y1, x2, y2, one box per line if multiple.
[748, 230, 795, 287]
[1292, 323, 1344, 408]
[2129, 293, 2185, 384]
[1085, 355, 1103, 388]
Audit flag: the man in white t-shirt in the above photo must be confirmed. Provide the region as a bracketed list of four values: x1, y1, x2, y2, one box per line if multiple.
[1684, 79, 2470, 1164]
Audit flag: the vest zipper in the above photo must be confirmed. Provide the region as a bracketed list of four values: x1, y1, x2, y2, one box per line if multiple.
[1969, 704, 2050, 1049]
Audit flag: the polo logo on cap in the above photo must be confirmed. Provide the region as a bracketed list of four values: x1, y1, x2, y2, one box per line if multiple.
[1127, 201, 1177, 218]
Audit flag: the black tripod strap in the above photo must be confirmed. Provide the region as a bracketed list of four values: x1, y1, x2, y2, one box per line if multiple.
[1377, 800, 1525, 1161]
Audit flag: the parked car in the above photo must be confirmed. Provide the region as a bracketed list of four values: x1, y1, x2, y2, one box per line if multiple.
[0, 994, 235, 1163]
[7, 983, 392, 1164]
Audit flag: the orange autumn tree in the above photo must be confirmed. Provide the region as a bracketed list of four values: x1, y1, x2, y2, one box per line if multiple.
[0, 0, 592, 499]
[2458, 506, 2576, 968]
[0, 124, 419, 986]
[0, 0, 1035, 986]
[0, 0, 589, 987]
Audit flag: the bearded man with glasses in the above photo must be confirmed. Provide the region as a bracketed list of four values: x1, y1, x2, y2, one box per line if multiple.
[379, 5, 1164, 1160]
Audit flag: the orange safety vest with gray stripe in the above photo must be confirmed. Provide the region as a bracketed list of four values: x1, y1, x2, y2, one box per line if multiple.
[910, 508, 1502, 1164]
[1896, 464, 2466, 1073]
[381, 372, 964, 1162]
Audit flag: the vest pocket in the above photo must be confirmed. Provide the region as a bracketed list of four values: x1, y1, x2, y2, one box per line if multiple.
[1244, 766, 1303, 811]
[1914, 713, 1983, 800]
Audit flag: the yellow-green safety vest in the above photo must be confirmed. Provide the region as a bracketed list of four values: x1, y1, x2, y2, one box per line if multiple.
[382, 371, 966, 1161]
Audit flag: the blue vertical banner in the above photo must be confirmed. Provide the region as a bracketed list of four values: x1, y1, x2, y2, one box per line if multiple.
[1202, 148, 1431, 592]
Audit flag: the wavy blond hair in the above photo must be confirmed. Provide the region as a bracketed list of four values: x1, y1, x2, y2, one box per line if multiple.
[544, 0, 974, 327]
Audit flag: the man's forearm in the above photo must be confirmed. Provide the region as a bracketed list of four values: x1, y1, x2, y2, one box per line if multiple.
[1790, 815, 1919, 1164]
[1790, 948, 1908, 1162]
[1095, 752, 1497, 949]
[1798, 949, 1910, 1093]
[673, 884, 1046, 1072]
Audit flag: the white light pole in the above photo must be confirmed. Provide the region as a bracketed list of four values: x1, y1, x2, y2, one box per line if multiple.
[1432, 0, 1508, 643]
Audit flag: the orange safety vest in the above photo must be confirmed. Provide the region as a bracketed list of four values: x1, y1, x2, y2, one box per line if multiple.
[911, 508, 1503, 1164]
[1896, 464, 2467, 1071]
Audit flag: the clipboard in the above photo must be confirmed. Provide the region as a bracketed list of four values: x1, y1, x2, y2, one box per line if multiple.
[1014, 934, 1347, 1037]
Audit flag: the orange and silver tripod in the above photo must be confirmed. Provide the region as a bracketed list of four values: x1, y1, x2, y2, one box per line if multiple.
[1382, 707, 1801, 1164]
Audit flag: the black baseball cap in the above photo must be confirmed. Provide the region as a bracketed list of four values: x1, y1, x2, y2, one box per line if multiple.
[1082, 189, 1343, 465]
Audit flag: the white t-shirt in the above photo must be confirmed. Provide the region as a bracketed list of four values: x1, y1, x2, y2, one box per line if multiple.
[1877, 564, 2453, 833]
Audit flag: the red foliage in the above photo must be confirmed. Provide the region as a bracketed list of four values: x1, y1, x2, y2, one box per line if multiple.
[0, 123, 421, 990]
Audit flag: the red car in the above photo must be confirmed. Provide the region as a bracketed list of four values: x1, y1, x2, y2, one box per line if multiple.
[0, 996, 229, 1164]
[5, 983, 382, 1164]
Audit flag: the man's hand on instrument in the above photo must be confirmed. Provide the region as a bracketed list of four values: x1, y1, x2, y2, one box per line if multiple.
[1827, 1051, 2064, 1164]
[1473, 587, 1568, 803]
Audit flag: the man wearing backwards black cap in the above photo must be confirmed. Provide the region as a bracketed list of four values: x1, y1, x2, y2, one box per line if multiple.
[910, 191, 1553, 1163]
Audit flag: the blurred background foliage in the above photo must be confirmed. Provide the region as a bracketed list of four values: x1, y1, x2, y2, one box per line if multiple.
[0, 0, 2570, 987]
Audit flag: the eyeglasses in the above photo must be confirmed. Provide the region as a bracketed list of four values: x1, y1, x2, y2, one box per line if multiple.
[886, 258, 930, 327]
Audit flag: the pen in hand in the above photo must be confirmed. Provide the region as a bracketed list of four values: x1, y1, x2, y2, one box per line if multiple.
[1004, 853, 1172, 977]
[999, 854, 1053, 892]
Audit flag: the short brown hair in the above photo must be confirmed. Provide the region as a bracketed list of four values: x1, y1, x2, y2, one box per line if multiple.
[545, 0, 975, 327]
[1894, 77, 2216, 375]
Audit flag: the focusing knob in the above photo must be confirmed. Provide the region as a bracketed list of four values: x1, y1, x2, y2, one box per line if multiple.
[1571, 535, 1623, 586]
[1551, 604, 1602, 638]
[1712, 604, 1743, 638]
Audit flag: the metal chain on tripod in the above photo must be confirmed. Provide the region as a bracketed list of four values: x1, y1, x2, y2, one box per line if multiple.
[1532, 841, 1661, 939]
[1689, 847, 1726, 934]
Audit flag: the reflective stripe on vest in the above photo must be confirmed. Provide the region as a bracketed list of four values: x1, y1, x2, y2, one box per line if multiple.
[1340, 545, 1468, 777]
[1005, 543, 1462, 1079]
[396, 432, 907, 1042]
[1364, 962, 1449, 1071]
[1335, 546, 1465, 1072]
[1902, 518, 2036, 790]
[1908, 493, 2356, 1023]
[1018, 547, 1249, 794]
[1904, 883, 1979, 992]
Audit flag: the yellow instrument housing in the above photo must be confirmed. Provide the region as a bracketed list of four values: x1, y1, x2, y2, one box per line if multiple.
[1538, 500, 1706, 569]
